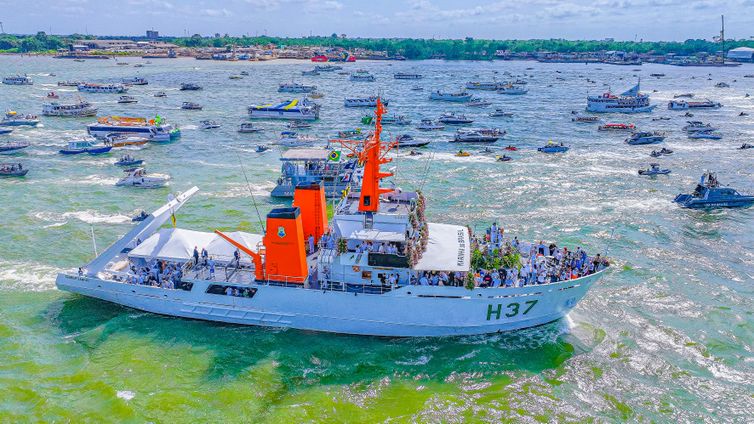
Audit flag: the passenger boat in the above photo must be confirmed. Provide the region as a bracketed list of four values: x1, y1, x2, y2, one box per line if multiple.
[302, 69, 320, 76]
[248, 98, 320, 121]
[2, 75, 33, 85]
[275, 131, 317, 147]
[674, 172, 754, 209]
[572, 115, 599, 123]
[538, 141, 569, 153]
[668, 99, 722, 110]
[467, 99, 492, 107]
[314, 64, 341, 72]
[344, 96, 388, 108]
[395, 135, 430, 148]
[416, 119, 444, 130]
[682, 121, 718, 132]
[586, 81, 655, 113]
[497, 84, 529, 95]
[465, 81, 500, 91]
[238, 123, 263, 133]
[429, 90, 472, 102]
[57, 81, 82, 87]
[0, 163, 28, 177]
[117, 95, 138, 104]
[598, 123, 635, 131]
[489, 109, 513, 118]
[104, 133, 149, 148]
[379, 114, 411, 125]
[114, 154, 144, 167]
[181, 102, 202, 110]
[638, 163, 671, 176]
[87, 116, 180, 140]
[180, 83, 202, 91]
[394, 73, 423, 80]
[122, 77, 148, 85]
[438, 113, 473, 124]
[200, 120, 220, 130]
[77, 83, 128, 93]
[688, 131, 722, 140]
[0, 141, 30, 154]
[270, 148, 359, 198]
[116, 167, 170, 188]
[278, 83, 317, 93]
[42, 100, 97, 117]
[59, 140, 113, 155]
[55, 98, 610, 337]
[0, 111, 40, 127]
[349, 70, 376, 82]
[626, 131, 665, 145]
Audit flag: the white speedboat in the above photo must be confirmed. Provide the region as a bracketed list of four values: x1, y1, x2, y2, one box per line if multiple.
[117, 95, 138, 104]
[238, 123, 263, 133]
[200, 120, 220, 129]
[275, 131, 317, 147]
[248, 98, 320, 121]
[497, 84, 528, 95]
[181, 102, 202, 110]
[416, 119, 444, 130]
[489, 109, 513, 118]
[116, 167, 169, 188]
[0, 111, 40, 127]
[626, 131, 665, 145]
[682, 121, 718, 133]
[55, 99, 610, 337]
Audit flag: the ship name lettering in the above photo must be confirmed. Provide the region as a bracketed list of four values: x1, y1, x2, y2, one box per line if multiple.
[486, 300, 538, 320]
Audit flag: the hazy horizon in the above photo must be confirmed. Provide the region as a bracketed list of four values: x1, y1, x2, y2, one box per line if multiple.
[4, 0, 754, 42]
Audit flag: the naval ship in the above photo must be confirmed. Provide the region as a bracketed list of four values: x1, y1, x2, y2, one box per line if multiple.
[56, 99, 609, 337]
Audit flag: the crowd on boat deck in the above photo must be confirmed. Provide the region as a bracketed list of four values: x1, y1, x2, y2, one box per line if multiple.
[0, 163, 23, 172]
[120, 259, 185, 288]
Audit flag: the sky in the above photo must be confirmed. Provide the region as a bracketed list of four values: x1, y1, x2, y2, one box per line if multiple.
[3, 0, 754, 41]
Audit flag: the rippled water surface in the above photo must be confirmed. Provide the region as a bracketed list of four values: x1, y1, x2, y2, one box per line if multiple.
[1, 56, 753, 422]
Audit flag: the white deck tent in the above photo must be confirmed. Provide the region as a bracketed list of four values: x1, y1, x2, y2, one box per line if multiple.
[414, 223, 470, 272]
[129, 228, 263, 263]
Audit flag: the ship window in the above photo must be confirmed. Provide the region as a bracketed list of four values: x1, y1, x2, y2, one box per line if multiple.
[206, 284, 257, 298]
[361, 271, 372, 279]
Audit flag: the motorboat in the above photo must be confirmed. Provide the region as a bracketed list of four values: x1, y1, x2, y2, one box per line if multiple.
[248, 98, 320, 121]
[0, 141, 30, 154]
[0, 163, 28, 177]
[344, 96, 388, 108]
[302, 69, 320, 76]
[682, 121, 718, 132]
[59, 140, 113, 155]
[714, 82, 730, 88]
[0, 111, 40, 127]
[256, 145, 270, 153]
[673, 93, 694, 98]
[338, 129, 362, 138]
[572, 115, 599, 123]
[739, 143, 753, 150]
[122, 77, 148, 85]
[104, 133, 149, 148]
[275, 131, 317, 147]
[200, 120, 220, 130]
[57, 81, 82, 87]
[132, 210, 149, 222]
[287, 121, 312, 130]
[626, 131, 665, 145]
[314, 65, 341, 72]
[180, 83, 202, 91]
[668, 99, 722, 110]
[538, 141, 569, 153]
[395, 135, 430, 148]
[181, 102, 202, 110]
[674, 172, 754, 209]
[652, 117, 671, 121]
[240, 71, 249, 76]
[229, 75, 243, 80]
[379, 114, 411, 125]
[54, 97, 611, 337]
[688, 131, 722, 140]
[415, 119, 444, 131]
[0, 127, 12, 135]
[650, 73, 665, 77]
[496, 155, 512, 162]
[466, 99, 492, 107]
[349, 70, 376, 82]
[410, 85, 423, 91]
[452, 130, 500, 143]
[116, 167, 170, 188]
[2, 75, 33, 85]
[154, 92, 167, 97]
[638, 163, 671, 176]
[239, 123, 263, 133]
[42, 100, 97, 117]
[650, 148, 673, 157]
[496, 84, 528, 95]
[278, 83, 317, 93]
[78, 83, 128, 94]
[429, 91, 472, 102]
[115, 154, 144, 167]
[118, 95, 138, 104]
[309, 92, 324, 99]
[489, 109, 513, 118]
[408, 150, 423, 156]
[504, 145, 518, 151]
[598, 123, 635, 131]
[465, 81, 500, 91]
[438, 113, 473, 124]
[47, 91, 59, 99]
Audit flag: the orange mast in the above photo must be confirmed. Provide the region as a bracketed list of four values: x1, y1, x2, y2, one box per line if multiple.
[332, 97, 395, 213]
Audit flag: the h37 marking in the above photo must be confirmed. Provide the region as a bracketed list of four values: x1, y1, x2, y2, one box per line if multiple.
[486, 300, 538, 320]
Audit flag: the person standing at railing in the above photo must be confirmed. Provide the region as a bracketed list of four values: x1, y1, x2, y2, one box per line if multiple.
[193, 246, 200, 267]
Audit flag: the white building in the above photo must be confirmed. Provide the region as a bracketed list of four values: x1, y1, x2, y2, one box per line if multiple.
[727, 47, 754, 62]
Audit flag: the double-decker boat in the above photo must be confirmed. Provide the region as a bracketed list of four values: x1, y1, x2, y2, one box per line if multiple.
[87, 116, 181, 140]
[59, 139, 113, 155]
[667, 99, 722, 110]
[344, 96, 389, 108]
[586, 81, 655, 113]
[248, 98, 320, 121]
[55, 98, 610, 337]
[77, 83, 128, 94]
[271, 148, 360, 198]
[394, 73, 423, 80]
[42, 100, 98, 117]
[278, 83, 317, 93]
[430, 90, 472, 102]
[2, 75, 33, 85]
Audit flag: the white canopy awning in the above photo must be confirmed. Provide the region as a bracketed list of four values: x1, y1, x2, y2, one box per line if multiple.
[349, 229, 405, 242]
[129, 228, 263, 262]
[414, 223, 470, 272]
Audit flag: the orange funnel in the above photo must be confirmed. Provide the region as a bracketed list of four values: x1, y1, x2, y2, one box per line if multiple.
[293, 182, 328, 245]
[263, 207, 308, 284]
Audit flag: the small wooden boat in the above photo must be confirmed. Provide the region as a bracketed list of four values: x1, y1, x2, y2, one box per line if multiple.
[0, 163, 28, 177]
[115, 155, 144, 167]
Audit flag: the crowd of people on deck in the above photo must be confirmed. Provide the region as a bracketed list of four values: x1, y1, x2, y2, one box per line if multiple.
[353, 240, 403, 255]
[122, 259, 184, 288]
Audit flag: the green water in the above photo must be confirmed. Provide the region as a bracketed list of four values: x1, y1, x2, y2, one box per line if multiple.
[1, 56, 753, 422]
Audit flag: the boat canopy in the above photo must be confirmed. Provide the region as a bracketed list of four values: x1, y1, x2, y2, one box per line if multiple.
[129, 228, 262, 262]
[281, 148, 331, 161]
[413, 223, 470, 272]
[349, 229, 404, 242]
